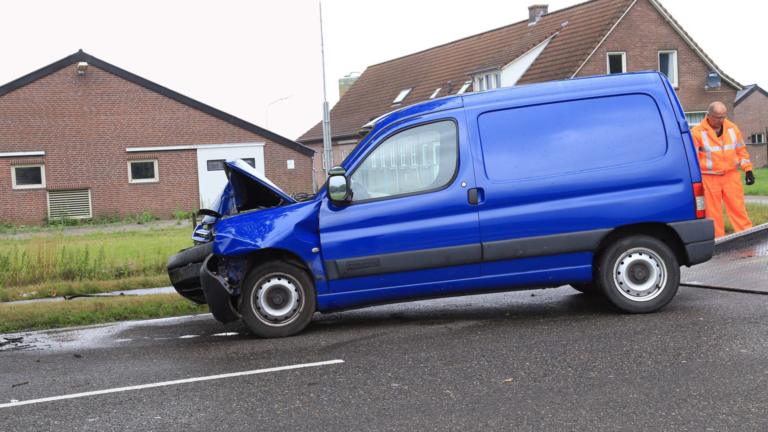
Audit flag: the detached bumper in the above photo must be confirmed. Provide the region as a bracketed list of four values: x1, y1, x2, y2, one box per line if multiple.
[200, 255, 241, 324]
[167, 243, 213, 304]
[668, 219, 715, 266]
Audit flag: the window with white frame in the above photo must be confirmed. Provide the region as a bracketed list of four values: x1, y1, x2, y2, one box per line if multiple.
[400, 147, 406, 167]
[390, 147, 397, 168]
[128, 159, 158, 183]
[322, 153, 327, 170]
[457, 81, 472, 94]
[751, 133, 766, 144]
[411, 145, 418, 166]
[430, 88, 442, 99]
[392, 88, 413, 105]
[475, 73, 501, 92]
[607, 52, 626, 74]
[685, 111, 706, 125]
[380, 151, 386, 168]
[659, 50, 678, 87]
[12, 164, 45, 189]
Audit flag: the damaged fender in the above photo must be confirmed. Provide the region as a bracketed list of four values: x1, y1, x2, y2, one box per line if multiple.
[211, 200, 330, 295]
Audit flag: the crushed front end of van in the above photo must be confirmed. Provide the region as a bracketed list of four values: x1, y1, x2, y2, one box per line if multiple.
[166, 159, 320, 335]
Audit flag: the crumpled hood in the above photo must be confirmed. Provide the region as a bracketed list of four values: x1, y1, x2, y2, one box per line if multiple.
[206, 159, 296, 218]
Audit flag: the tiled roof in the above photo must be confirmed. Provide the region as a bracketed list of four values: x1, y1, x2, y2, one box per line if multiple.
[299, 0, 634, 142]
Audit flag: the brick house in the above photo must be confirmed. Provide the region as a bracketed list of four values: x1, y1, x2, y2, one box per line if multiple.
[0, 50, 314, 225]
[298, 0, 745, 187]
[734, 84, 768, 168]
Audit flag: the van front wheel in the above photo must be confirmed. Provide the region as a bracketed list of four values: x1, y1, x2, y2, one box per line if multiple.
[240, 261, 316, 338]
[595, 235, 679, 313]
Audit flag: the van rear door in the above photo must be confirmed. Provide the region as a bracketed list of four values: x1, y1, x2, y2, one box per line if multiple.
[464, 82, 694, 285]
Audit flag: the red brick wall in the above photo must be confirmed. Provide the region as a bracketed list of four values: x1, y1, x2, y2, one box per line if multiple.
[575, 0, 738, 117]
[0, 64, 312, 224]
[734, 91, 768, 168]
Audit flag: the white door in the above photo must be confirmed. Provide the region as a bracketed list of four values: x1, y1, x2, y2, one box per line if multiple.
[196, 144, 265, 209]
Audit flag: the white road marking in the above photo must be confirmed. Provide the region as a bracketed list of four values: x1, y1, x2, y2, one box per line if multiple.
[212, 332, 239, 337]
[178, 335, 199, 339]
[0, 359, 344, 409]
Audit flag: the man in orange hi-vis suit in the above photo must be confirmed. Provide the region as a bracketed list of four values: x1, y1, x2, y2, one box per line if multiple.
[691, 101, 756, 238]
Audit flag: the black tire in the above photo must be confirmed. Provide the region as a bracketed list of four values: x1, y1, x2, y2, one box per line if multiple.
[239, 260, 316, 338]
[595, 235, 679, 313]
[570, 282, 599, 295]
[167, 242, 213, 270]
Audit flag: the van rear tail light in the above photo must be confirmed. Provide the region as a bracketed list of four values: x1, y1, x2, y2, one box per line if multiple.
[692, 182, 705, 219]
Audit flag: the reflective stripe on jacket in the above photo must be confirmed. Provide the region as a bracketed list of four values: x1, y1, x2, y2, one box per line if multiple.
[691, 116, 754, 175]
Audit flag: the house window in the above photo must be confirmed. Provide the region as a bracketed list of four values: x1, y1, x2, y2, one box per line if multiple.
[685, 111, 707, 125]
[457, 81, 472, 94]
[207, 158, 255, 171]
[390, 147, 397, 168]
[392, 88, 412, 105]
[495, 73, 501, 88]
[477, 76, 485, 91]
[380, 152, 386, 168]
[371, 153, 377, 168]
[430, 88, 442, 99]
[659, 50, 678, 87]
[751, 133, 766, 144]
[400, 147, 407, 167]
[607, 52, 626, 74]
[12, 164, 45, 189]
[128, 160, 158, 183]
[411, 145, 418, 166]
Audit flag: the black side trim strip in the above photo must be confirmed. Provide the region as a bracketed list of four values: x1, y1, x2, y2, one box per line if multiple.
[324, 228, 614, 281]
[326, 244, 481, 280]
[0, 50, 314, 157]
[483, 229, 612, 263]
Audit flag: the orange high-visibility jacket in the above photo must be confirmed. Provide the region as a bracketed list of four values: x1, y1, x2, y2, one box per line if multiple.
[691, 117, 753, 175]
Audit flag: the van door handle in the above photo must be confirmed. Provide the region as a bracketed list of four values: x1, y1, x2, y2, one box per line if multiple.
[468, 188, 485, 205]
[468, 188, 479, 205]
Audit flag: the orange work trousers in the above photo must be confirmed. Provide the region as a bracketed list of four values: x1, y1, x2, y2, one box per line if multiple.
[702, 170, 753, 238]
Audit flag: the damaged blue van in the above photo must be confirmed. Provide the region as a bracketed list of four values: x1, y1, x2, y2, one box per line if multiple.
[167, 71, 714, 338]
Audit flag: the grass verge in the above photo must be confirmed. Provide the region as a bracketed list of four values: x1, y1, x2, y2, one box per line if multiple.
[742, 167, 768, 196]
[0, 294, 209, 334]
[0, 275, 170, 302]
[724, 202, 768, 234]
[0, 227, 190, 298]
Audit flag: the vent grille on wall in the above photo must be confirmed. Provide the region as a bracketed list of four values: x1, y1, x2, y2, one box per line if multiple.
[47, 189, 92, 219]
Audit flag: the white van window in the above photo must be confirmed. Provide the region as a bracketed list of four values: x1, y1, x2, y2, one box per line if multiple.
[477, 94, 667, 182]
[351, 121, 457, 201]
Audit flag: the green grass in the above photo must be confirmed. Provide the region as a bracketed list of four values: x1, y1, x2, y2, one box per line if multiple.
[0, 294, 209, 334]
[0, 227, 192, 299]
[724, 202, 768, 234]
[742, 167, 768, 196]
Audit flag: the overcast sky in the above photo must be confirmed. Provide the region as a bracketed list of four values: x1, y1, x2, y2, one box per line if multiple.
[0, 0, 765, 141]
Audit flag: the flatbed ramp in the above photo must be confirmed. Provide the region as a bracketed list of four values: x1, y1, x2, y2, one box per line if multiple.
[681, 225, 768, 293]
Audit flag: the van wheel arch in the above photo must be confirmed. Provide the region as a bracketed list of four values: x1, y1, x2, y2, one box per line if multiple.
[594, 223, 685, 266]
[242, 248, 314, 278]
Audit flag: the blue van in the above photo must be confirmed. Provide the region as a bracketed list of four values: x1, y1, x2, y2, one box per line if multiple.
[167, 72, 714, 338]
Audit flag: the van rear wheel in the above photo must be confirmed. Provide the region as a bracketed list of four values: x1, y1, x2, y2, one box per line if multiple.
[595, 235, 679, 313]
[239, 261, 316, 338]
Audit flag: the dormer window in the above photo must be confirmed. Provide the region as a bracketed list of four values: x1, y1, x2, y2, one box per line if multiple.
[457, 81, 472, 95]
[474, 72, 501, 92]
[430, 88, 442, 99]
[392, 88, 413, 105]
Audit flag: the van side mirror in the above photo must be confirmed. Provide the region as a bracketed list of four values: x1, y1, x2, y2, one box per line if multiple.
[328, 166, 352, 204]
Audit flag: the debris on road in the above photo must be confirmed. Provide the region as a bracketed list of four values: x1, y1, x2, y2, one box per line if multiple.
[12, 381, 29, 388]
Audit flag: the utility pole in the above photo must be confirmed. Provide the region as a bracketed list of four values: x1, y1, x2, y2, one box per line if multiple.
[320, 1, 333, 179]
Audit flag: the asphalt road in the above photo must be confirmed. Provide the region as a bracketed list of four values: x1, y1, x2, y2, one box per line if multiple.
[1, 285, 767, 431]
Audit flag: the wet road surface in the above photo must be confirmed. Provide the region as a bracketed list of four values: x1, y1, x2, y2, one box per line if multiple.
[2, 285, 767, 431]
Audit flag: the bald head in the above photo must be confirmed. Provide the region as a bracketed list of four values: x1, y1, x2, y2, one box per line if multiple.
[707, 101, 727, 130]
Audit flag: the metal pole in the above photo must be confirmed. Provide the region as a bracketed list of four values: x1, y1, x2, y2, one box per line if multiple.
[320, 1, 333, 179]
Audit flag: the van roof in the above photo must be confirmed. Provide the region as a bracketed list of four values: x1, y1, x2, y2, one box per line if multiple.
[370, 71, 668, 132]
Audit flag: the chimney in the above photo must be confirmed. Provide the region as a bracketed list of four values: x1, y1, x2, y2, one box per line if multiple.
[338, 72, 360, 99]
[528, 4, 548, 25]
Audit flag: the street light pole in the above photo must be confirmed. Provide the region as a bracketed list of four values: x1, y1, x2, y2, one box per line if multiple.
[319, 1, 333, 179]
[265, 95, 291, 130]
